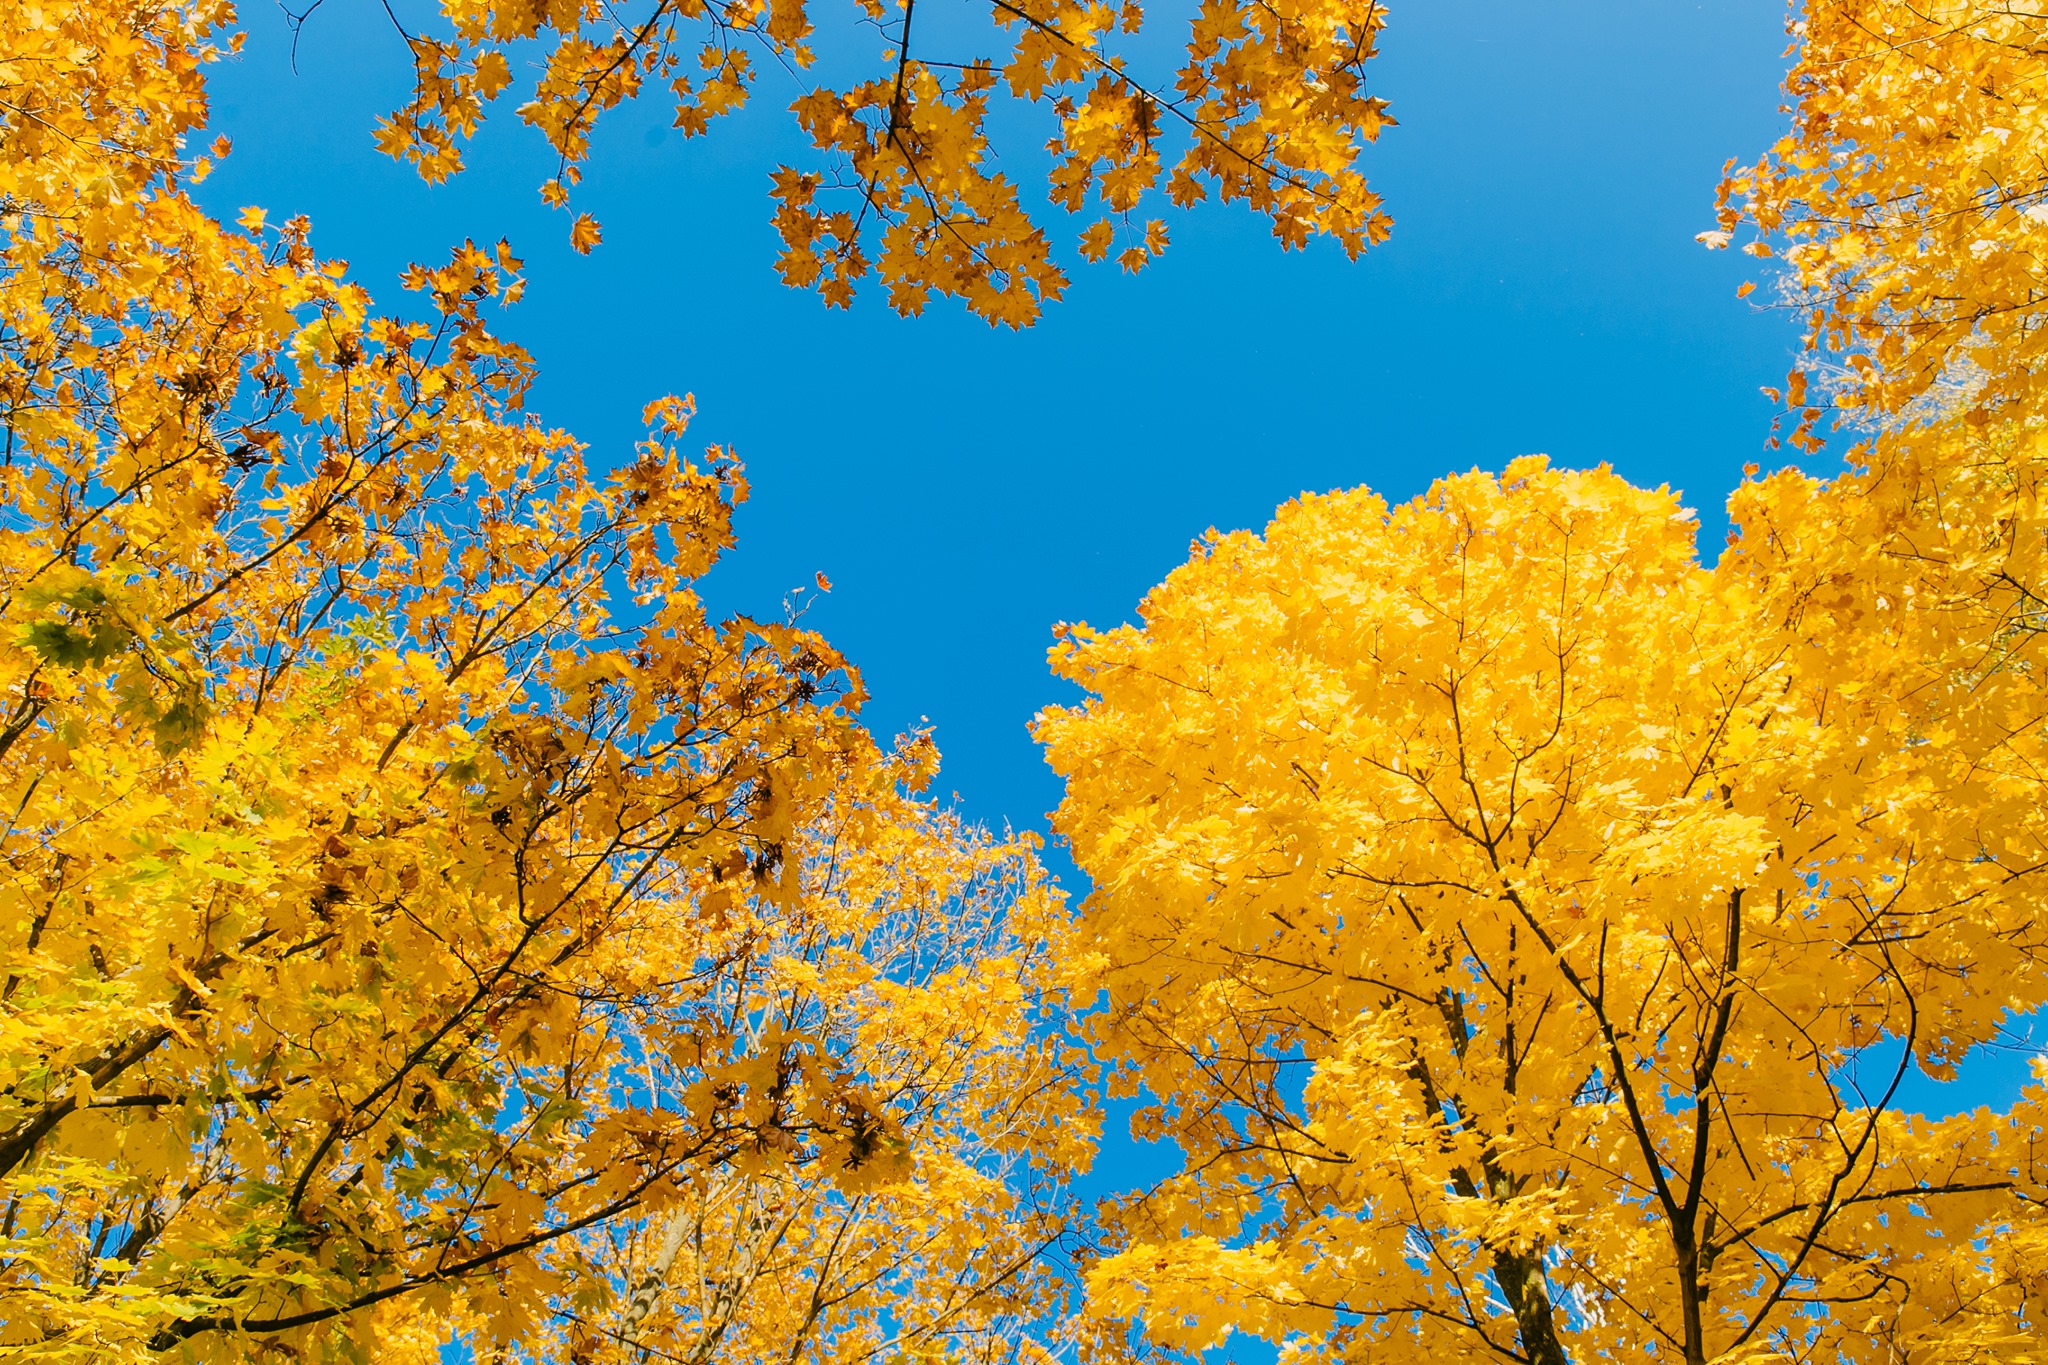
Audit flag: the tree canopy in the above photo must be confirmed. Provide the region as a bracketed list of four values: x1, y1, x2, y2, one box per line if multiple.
[1037, 3, 2048, 1360]
[1039, 457, 2048, 1365]
[7, 0, 2048, 1361]
[371, 0, 1392, 324]
[0, 3, 1091, 1358]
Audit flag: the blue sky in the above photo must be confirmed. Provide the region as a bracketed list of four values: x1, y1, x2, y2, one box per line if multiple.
[202, 0, 1795, 829]
[195, 0, 2042, 1119]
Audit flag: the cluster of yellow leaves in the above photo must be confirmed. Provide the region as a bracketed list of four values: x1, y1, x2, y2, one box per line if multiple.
[1712, 0, 2048, 1133]
[1039, 6, 2048, 1362]
[376, 0, 1393, 323]
[0, 1, 1094, 1358]
[582, 794, 1098, 1365]
[1039, 459, 2048, 1365]
[1706, 0, 2048, 806]
[1715, 0, 2048, 431]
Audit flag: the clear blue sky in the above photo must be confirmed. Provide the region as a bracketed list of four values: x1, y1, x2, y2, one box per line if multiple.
[198, 1, 2037, 1118]
[202, 0, 1795, 825]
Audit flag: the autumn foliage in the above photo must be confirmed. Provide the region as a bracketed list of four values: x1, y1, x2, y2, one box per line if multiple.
[0, 1, 1090, 1359]
[1716, 0, 2048, 429]
[8, 0, 2048, 1361]
[375, 0, 1392, 323]
[1040, 459, 2048, 1365]
[1036, 2, 2048, 1361]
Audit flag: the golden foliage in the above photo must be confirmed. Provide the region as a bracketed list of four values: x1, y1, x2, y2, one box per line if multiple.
[0, 1, 1093, 1358]
[586, 798, 1096, 1365]
[1707, 0, 2048, 814]
[1716, 0, 2048, 433]
[20, 0, 2048, 1362]
[1039, 459, 2048, 1365]
[1041, 7, 2048, 1356]
[374, 0, 1394, 323]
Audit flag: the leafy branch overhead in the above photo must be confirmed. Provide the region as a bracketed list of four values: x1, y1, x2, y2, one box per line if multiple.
[10, 0, 2048, 1361]
[0, 3, 1094, 1358]
[1040, 457, 2048, 1365]
[1033, 3, 2048, 1362]
[376, 0, 1394, 323]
